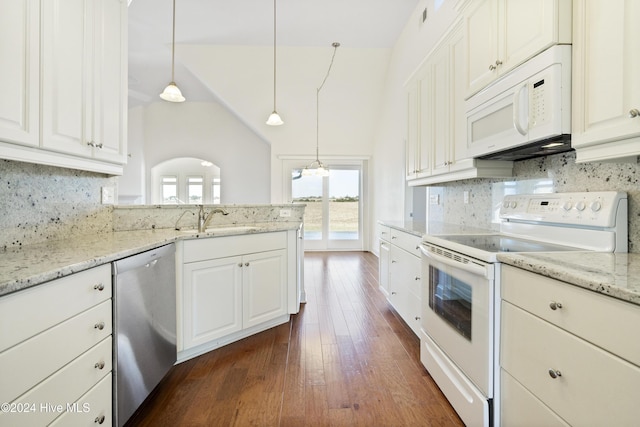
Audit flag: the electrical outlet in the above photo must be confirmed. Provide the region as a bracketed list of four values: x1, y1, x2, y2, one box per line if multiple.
[279, 209, 292, 218]
[464, 191, 470, 204]
[429, 195, 440, 205]
[101, 186, 115, 205]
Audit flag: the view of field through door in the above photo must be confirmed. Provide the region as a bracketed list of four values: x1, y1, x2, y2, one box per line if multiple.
[292, 165, 362, 251]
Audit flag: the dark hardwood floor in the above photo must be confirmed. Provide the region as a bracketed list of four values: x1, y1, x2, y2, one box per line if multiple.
[126, 251, 464, 426]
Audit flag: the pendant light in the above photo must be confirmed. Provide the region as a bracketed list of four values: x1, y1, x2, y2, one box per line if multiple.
[302, 42, 340, 177]
[160, 0, 185, 102]
[266, 0, 283, 125]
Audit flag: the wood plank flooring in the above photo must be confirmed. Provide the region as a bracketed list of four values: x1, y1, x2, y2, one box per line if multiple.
[126, 251, 464, 426]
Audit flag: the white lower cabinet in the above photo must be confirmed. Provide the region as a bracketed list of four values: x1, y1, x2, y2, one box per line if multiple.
[500, 265, 640, 426]
[178, 231, 296, 361]
[0, 264, 112, 427]
[377, 225, 422, 336]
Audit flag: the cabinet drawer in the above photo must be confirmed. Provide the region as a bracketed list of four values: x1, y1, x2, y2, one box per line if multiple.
[501, 301, 640, 426]
[389, 228, 421, 256]
[501, 265, 640, 366]
[378, 224, 391, 242]
[500, 369, 569, 427]
[0, 300, 112, 403]
[183, 232, 287, 263]
[0, 337, 111, 427]
[49, 373, 112, 427]
[0, 264, 111, 351]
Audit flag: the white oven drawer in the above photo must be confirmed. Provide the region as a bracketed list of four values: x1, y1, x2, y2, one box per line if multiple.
[502, 264, 640, 367]
[501, 301, 640, 426]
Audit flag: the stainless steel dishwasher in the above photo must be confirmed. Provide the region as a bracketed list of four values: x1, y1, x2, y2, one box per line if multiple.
[112, 243, 176, 427]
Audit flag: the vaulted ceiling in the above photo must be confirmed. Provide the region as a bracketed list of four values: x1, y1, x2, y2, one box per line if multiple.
[127, 0, 420, 107]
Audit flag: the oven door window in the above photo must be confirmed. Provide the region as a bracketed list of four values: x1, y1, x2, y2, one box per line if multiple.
[429, 265, 472, 341]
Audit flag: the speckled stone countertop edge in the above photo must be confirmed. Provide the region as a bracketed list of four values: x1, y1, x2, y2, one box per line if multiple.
[497, 252, 640, 306]
[0, 223, 302, 298]
[378, 220, 497, 238]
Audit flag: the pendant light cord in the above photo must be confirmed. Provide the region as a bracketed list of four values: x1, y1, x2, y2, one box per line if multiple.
[170, 0, 176, 82]
[272, 0, 277, 111]
[316, 42, 340, 161]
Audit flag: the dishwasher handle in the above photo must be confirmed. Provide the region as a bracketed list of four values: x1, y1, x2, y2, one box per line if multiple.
[113, 243, 176, 275]
[419, 243, 490, 279]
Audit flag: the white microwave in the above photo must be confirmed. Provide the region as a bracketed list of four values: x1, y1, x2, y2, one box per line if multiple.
[465, 45, 572, 161]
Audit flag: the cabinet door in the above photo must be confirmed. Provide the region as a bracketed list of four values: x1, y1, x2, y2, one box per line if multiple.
[430, 42, 450, 176]
[0, 0, 39, 147]
[183, 256, 243, 349]
[92, 0, 127, 163]
[572, 0, 640, 158]
[41, 0, 92, 157]
[405, 81, 419, 180]
[500, 0, 557, 76]
[243, 249, 287, 329]
[464, 0, 498, 97]
[389, 245, 421, 335]
[379, 241, 390, 297]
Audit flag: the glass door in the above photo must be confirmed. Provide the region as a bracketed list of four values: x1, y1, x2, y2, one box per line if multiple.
[292, 165, 362, 251]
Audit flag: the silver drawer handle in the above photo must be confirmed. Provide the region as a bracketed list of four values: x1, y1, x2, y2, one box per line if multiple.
[95, 415, 106, 424]
[548, 369, 562, 379]
[549, 301, 563, 310]
[94, 283, 105, 291]
[94, 322, 105, 330]
[94, 361, 105, 370]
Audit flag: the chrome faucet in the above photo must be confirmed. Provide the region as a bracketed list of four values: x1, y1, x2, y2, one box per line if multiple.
[198, 205, 229, 232]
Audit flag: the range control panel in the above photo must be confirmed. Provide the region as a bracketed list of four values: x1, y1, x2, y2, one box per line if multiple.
[500, 191, 627, 227]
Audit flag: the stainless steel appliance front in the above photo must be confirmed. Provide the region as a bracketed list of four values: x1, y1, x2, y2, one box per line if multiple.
[113, 243, 177, 427]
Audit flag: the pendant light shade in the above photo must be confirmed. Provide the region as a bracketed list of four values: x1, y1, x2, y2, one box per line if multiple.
[160, 0, 185, 103]
[302, 42, 340, 177]
[266, 0, 283, 125]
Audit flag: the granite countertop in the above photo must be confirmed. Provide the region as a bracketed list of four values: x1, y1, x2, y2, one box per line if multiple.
[380, 220, 640, 306]
[497, 252, 640, 306]
[0, 223, 301, 297]
[378, 220, 496, 238]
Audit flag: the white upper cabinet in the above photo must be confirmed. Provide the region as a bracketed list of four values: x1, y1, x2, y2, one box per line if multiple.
[0, 0, 39, 147]
[0, 0, 127, 175]
[404, 23, 513, 186]
[571, 0, 640, 162]
[41, 0, 127, 165]
[463, 0, 572, 98]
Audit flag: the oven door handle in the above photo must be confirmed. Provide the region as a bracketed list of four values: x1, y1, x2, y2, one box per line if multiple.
[419, 243, 489, 278]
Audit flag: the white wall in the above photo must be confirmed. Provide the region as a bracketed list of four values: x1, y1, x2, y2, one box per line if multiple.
[122, 101, 271, 205]
[175, 45, 390, 203]
[371, 0, 459, 229]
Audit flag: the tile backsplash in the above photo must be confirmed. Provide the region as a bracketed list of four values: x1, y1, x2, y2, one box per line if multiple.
[428, 152, 640, 252]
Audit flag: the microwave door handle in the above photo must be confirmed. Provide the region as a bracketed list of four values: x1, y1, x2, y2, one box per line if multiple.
[513, 83, 528, 135]
[419, 244, 489, 278]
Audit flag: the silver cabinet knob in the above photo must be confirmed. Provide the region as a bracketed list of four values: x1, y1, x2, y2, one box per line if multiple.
[95, 415, 106, 424]
[495, 60, 503, 66]
[629, 108, 640, 118]
[489, 64, 496, 71]
[95, 143, 103, 149]
[245, 262, 250, 267]
[414, 276, 420, 281]
[94, 361, 105, 370]
[391, 291, 397, 295]
[414, 316, 421, 321]
[238, 263, 243, 267]
[94, 322, 105, 330]
[87, 141, 95, 147]
[548, 369, 562, 379]
[94, 283, 105, 291]
[549, 301, 563, 310]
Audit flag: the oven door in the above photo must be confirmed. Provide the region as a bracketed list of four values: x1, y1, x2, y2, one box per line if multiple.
[420, 243, 494, 397]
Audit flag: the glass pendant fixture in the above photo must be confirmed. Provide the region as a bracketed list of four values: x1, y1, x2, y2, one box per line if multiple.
[302, 42, 340, 177]
[160, 0, 185, 102]
[266, 0, 283, 125]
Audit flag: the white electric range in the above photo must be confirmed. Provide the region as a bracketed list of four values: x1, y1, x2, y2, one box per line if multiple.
[418, 191, 628, 427]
